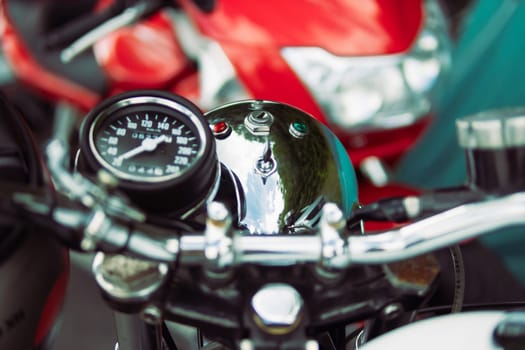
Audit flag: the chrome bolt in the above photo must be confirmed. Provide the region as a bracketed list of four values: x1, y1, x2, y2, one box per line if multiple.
[305, 340, 320, 350]
[255, 141, 276, 177]
[165, 238, 180, 255]
[207, 201, 230, 225]
[251, 283, 303, 334]
[205, 202, 232, 271]
[322, 203, 345, 229]
[249, 110, 272, 124]
[97, 169, 119, 188]
[255, 157, 276, 175]
[239, 339, 254, 350]
[319, 203, 347, 270]
[244, 109, 274, 135]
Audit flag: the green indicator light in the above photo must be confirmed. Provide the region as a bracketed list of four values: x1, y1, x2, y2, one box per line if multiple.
[289, 121, 308, 138]
[293, 121, 307, 133]
[288, 122, 308, 139]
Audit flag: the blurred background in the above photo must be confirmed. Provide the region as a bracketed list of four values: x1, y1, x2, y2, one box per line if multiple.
[396, 0, 525, 286]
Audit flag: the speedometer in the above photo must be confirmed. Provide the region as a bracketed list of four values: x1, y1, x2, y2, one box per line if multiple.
[91, 105, 202, 183]
[78, 91, 218, 215]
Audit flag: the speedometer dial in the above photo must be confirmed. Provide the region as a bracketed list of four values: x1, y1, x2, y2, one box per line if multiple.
[79, 91, 218, 215]
[92, 108, 202, 183]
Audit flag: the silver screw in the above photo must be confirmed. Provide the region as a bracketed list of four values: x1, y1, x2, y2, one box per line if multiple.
[255, 158, 275, 175]
[249, 111, 272, 124]
[244, 109, 274, 135]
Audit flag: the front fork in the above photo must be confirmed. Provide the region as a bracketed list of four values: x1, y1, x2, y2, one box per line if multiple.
[113, 313, 213, 350]
[114, 313, 168, 350]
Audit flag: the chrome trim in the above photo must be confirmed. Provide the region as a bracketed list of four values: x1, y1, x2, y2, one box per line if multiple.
[172, 193, 525, 267]
[346, 193, 525, 265]
[280, 0, 451, 132]
[205, 100, 358, 234]
[232, 235, 322, 265]
[251, 284, 303, 331]
[456, 107, 525, 149]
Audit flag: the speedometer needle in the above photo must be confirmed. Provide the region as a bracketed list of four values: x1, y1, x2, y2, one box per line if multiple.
[116, 135, 168, 161]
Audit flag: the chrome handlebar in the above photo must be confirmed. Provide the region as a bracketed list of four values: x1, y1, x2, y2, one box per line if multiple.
[34, 186, 525, 268]
[119, 192, 525, 266]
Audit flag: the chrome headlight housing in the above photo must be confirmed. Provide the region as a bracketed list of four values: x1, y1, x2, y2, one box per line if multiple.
[281, 0, 451, 131]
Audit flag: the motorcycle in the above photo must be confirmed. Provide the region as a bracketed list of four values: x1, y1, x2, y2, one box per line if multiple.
[1, 89, 524, 349]
[0, 0, 455, 185]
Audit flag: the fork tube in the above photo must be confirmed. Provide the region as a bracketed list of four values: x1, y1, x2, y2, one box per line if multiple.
[114, 312, 163, 350]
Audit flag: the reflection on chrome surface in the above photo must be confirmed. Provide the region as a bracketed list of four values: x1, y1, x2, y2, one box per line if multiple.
[206, 100, 358, 234]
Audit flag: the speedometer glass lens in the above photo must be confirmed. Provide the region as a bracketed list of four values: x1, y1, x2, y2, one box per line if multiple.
[92, 107, 201, 182]
[79, 91, 218, 214]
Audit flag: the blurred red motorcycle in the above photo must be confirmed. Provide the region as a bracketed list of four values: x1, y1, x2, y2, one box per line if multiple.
[0, 0, 452, 181]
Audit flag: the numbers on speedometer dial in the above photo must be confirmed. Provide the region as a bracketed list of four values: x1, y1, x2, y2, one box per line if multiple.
[93, 110, 201, 182]
[79, 91, 217, 214]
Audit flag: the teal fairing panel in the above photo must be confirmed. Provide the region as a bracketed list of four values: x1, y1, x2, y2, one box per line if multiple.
[396, 0, 525, 284]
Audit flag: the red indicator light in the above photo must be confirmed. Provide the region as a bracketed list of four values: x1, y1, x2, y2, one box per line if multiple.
[212, 121, 228, 134]
[211, 121, 231, 138]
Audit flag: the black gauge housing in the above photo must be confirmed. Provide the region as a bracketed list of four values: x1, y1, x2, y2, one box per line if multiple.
[78, 90, 218, 215]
